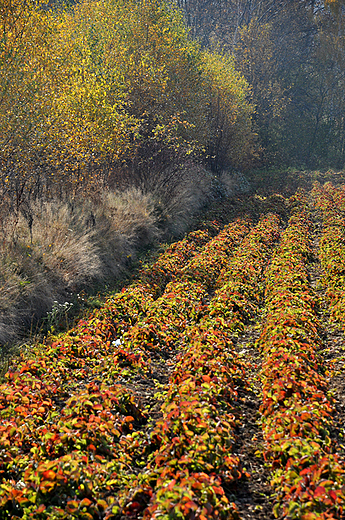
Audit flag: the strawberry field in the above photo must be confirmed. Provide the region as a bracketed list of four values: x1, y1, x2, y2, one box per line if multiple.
[2, 181, 345, 520]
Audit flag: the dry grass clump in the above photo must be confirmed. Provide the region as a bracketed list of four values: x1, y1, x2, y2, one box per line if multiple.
[0, 257, 32, 344]
[143, 164, 216, 237]
[0, 249, 59, 344]
[0, 203, 103, 345]
[219, 171, 251, 197]
[0, 188, 162, 345]
[95, 188, 161, 276]
[146, 166, 253, 237]
[22, 202, 102, 288]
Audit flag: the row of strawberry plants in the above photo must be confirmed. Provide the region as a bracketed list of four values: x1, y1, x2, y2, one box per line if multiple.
[180, 219, 251, 289]
[0, 219, 252, 518]
[209, 213, 280, 335]
[99, 216, 260, 519]
[312, 182, 345, 327]
[140, 229, 210, 292]
[130, 214, 281, 519]
[100, 218, 250, 377]
[140, 218, 250, 293]
[258, 208, 345, 519]
[110, 218, 252, 380]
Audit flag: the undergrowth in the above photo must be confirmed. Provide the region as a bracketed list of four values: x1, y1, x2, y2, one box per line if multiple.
[0, 168, 244, 348]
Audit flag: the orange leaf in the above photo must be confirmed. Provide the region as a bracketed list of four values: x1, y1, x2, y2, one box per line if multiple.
[42, 470, 56, 481]
[80, 498, 92, 508]
[314, 486, 326, 497]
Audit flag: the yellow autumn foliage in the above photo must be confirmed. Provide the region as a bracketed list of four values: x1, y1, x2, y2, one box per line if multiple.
[0, 0, 255, 204]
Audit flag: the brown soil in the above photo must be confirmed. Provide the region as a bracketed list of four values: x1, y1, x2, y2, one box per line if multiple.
[230, 327, 275, 520]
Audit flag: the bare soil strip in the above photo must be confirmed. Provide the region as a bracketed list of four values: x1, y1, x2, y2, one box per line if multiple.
[231, 325, 276, 520]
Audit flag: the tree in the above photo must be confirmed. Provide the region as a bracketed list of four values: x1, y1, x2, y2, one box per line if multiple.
[201, 50, 255, 171]
[177, 0, 345, 168]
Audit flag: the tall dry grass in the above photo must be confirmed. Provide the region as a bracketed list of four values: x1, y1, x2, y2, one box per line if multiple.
[0, 166, 248, 346]
[134, 163, 218, 237]
[0, 188, 163, 345]
[95, 188, 161, 277]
